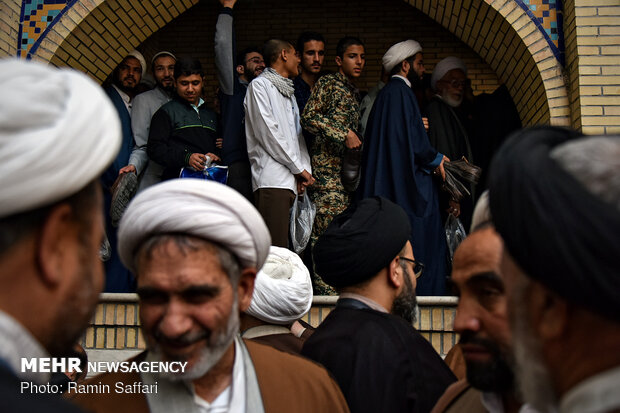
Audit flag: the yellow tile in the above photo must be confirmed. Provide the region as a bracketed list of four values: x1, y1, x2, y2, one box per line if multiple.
[95, 328, 105, 349]
[432, 308, 443, 331]
[116, 328, 126, 349]
[105, 328, 115, 349]
[127, 328, 137, 348]
[85, 327, 94, 348]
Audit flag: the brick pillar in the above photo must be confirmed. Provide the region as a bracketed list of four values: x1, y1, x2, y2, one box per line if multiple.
[0, 0, 20, 57]
[565, 0, 620, 134]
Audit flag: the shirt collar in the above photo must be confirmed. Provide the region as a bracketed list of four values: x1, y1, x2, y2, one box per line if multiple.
[482, 392, 542, 413]
[392, 74, 411, 88]
[0, 310, 50, 383]
[560, 365, 620, 413]
[112, 84, 132, 104]
[193, 336, 246, 412]
[338, 292, 388, 313]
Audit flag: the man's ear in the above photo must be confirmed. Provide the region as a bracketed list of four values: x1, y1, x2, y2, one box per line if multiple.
[335, 56, 342, 68]
[280, 48, 288, 62]
[528, 281, 568, 341]
[387, 257, 402, 289]
[237, 268, 257, 312]
[236, 65, 245, 76]
[36, 203, 76, 287]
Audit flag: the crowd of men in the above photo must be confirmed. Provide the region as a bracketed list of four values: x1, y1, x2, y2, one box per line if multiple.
[2, 1, 618, 412]
[96, 0, 521, 296]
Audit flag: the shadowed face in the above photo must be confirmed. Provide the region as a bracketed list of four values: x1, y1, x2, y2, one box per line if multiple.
[337, 44, 365, 80]
[116, 57, 142, 91]
[153, 55, 175, 90]
[175, 74, 203, 106]
[243, 52, 265, 81]
[451, 227, 514, 392]
[437, 68, 467, 107]
[299, 40, 325, 75]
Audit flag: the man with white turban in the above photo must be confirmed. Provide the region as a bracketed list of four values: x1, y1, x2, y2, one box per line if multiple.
[240, 246, 314, 354]
[0, 59, 121, 412]
[103, 49, 146, 293]
[358, 39, 449, 296]
[427, 56, 475, 230]
[70, 179, 349, 413]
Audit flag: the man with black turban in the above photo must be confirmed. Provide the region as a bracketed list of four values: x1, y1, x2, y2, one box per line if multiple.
[301, 197, 455, 413]
[488, 126, 620, 413]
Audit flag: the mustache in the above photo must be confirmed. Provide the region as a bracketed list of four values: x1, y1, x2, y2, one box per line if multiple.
[153, 329, 209, 347]
[459, 331, 501, 353]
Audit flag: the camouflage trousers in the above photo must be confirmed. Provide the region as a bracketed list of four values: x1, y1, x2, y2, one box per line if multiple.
[309, 188, 352, 296]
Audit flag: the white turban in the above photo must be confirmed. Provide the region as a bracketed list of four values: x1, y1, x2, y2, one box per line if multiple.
[126, 50, 147, 78]
[246, 247, 313, 325]
[117, 179, 271, 274]
[431, 56, 467, 90]
[0, 59, 121, 218]
[382, 40, 423, 72]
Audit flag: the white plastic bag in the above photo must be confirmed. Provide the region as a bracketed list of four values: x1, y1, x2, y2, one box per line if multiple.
[290, 192, 316, 254]
[445, 214, 467, 263]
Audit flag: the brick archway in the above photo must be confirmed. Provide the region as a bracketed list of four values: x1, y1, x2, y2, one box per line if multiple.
[35, 0, 569, 126]
[404, 0, 570, 126]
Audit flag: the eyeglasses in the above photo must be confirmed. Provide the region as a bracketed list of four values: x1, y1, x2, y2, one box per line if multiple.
[398, 256, 425, 279]
[443, 79, 470, 89]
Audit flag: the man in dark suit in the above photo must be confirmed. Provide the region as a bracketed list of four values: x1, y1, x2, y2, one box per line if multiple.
[0, 59, 121, 412]
[102, 50, 145, 292]
[302, 197, 456, 413]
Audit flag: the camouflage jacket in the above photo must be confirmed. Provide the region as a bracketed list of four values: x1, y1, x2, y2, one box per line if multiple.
[301, 72, 360, 192]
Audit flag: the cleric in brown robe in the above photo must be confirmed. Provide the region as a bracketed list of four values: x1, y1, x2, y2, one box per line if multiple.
[68, 179, 349, 413]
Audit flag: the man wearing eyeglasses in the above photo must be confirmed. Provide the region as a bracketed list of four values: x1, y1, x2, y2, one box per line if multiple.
[301, 197, 456, 413]
[215, 0, 266, 203]
[427, 56, 475, 230]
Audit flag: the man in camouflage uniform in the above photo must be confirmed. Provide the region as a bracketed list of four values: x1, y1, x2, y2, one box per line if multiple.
[301, 37, 366, 294]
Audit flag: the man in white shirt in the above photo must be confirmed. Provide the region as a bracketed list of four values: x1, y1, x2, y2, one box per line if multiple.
[244, 39, 314, 247]
[488, 127, 620, 413]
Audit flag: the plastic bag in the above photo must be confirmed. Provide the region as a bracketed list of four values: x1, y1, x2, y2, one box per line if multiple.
[179, 165, 229, 184]
[290, 192, 316, 254]
[445, 214, 467, 263]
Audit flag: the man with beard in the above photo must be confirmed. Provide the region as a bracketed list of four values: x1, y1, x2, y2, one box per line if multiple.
[102, 50, 146, 292]
[215, 0, 266, 202]
[302, 197, 455, 413]
[432, 194, 537, 413]
[426, 56, 474, 230]
[244, 39, 314, 247]
[358, 40, 449, 296]
[301, 36, 365, 294]
[0, 59, 121, 411]
[119, 51, 176, 191]
[488, 127, 620, 413]
[69, 179, 349, 413]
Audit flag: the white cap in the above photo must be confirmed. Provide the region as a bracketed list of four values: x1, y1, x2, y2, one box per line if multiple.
[382, 40, 423, 72]
[0, 59, 121, 218]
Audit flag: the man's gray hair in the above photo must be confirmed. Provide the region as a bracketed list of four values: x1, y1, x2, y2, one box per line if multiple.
[550, 136, 620, 211]
[135, 234, 242, 285]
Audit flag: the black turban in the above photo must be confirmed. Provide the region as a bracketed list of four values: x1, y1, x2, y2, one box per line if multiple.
[488, 126, 620, 321]
[313, 197, 411, 288]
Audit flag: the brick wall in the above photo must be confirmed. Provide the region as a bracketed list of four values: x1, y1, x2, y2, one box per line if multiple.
[0, 0, 20, 57]
[564, 0, 620, 134]
[139, 0, 500, 99]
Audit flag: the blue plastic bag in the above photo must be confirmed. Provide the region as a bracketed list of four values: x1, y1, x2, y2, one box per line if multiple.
[179, 165, 229, 184]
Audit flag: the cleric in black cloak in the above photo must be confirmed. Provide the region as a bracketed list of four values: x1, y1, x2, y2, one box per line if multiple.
[358, 40, 449, 296]
[302, 197, 456, 413]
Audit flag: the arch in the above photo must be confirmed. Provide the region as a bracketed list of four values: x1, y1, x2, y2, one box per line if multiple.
[404, 0, 570, 126]
[34, 0, 570, 126]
